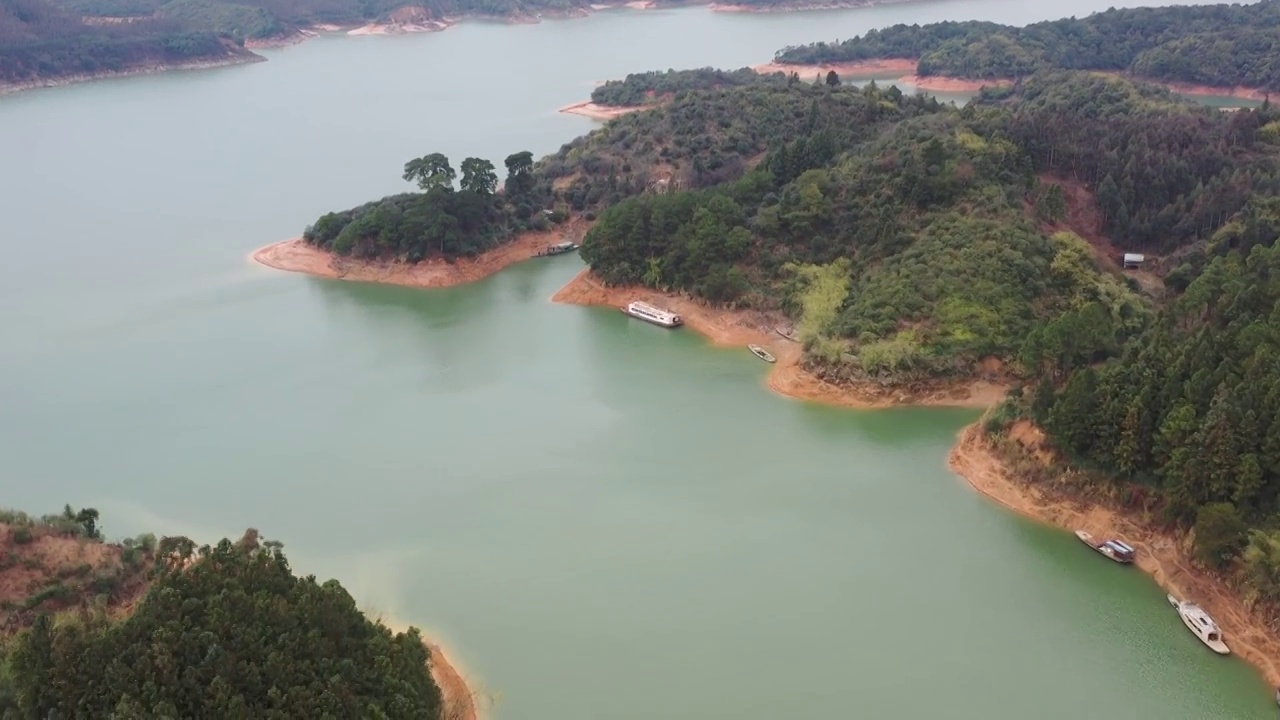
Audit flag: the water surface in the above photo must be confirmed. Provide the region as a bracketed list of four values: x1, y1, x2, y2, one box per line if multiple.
[0, 2, 1272, 717]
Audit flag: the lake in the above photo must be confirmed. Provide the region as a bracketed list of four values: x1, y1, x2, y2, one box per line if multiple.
[0, 1, 1272, 717]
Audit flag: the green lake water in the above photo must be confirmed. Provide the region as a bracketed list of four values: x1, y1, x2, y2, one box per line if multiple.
[0, 1, 1273, 716]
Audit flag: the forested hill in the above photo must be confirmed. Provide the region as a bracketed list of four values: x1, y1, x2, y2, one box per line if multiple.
[0, 0, 257, 89]
[0, 510, 444, 718]
[579, 71, 1280, 386]
[304, 74, 946, 261]
[775, 1, 1280, 92]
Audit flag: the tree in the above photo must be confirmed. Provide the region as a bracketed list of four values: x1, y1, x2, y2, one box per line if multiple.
[825, 70, 840, 87]
[504, 151, 535, 196]
[460, 158, 498, 195]
[1193, 502, 1248, 568]
[403, 153, 456, 192]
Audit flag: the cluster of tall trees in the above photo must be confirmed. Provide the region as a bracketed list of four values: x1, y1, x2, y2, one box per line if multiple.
[0, 532, 442, 718]
[776, 2, 1280, 91]
[304, 150, 552, 261]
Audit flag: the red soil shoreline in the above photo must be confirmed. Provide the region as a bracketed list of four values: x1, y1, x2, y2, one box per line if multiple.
[951, 423, 1280, 691]
[550, 268, 1006, 409]
[250, 224, 581, 290]
[557, 100, 647, 121]
[755, 59, 1269, 101]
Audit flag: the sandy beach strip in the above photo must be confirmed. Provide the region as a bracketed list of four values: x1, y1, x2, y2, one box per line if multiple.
[550, 268, 1006, 409]
[250, 225, 579, 290]
[427, 641, 481, 720]
[950, 422, 1280, 690]
[557, 100, 646, 121]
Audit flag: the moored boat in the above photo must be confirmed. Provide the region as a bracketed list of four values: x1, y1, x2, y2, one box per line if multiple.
[535, 240, 579, 257]
[1167, 594, 1230, 655]
[748, 344, 776, 363]
[620, 301, 682, 328]
[1073, 530, 1135, 564]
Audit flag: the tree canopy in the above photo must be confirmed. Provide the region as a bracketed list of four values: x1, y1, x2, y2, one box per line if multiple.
[775, 2, 1280, 92]
[0, 530, 443, 719]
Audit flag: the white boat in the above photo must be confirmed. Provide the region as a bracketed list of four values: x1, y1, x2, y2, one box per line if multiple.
[748, 344, 776, 363]
[1074, 530, 1135, 564]
[620, 301, 682, 328]
[1167, 594, 1230, 655]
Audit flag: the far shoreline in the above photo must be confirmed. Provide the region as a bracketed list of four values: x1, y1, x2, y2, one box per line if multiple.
[754, 59, 1270, 101]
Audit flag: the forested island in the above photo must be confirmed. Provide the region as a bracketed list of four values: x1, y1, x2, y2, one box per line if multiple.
[775, 1, 1280, 96]
[0, 507, 469, 718]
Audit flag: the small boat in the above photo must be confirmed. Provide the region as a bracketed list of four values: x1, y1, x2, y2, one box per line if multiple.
[620, 301, 682, 328]
[1167, 594, 1230, 655]
[1074, 530, 1135, 564]
[748, 344, 776, 363]
[535, 240, 579, 257]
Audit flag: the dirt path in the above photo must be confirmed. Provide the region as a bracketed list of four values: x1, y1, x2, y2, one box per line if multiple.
[251, 224, 584, 290]
[551, 269, 1005, 409]
[949, 423, 1280, 689]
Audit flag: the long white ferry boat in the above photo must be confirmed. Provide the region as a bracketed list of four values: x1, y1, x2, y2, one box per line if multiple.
[620, 301, 682, 328]
[1167, 594, 1230, 655]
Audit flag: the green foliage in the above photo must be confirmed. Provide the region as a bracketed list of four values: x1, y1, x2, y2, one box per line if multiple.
[1193, 502, 1248, 569]
[776, 3, 1280, 91]
[590, 67, 776, 107]
[4, 538, 441, 718]
[305, 150, 551, 261]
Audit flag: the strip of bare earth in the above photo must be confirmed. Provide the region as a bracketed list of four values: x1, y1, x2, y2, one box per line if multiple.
[950, 422, 1280, 689]
[0, 54, 266, 96]
[250, 222, 585, 290]
[550, 268, 1006, 409]
[752, 60, 1268, 101]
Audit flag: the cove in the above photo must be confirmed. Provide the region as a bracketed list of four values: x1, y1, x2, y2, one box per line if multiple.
[0, 2, 1274, 717]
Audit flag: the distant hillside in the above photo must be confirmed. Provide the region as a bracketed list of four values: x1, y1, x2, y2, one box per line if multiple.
[0, 507, 445, 718]
[775, 1, 1280, 92]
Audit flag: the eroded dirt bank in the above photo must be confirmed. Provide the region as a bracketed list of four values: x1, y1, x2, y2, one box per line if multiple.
[551, 268, 1005, 408]
[950, 422, 1280, 689]
[251, 225, 581, 290]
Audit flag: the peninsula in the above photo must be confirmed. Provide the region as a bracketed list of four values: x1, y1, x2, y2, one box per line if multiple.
[772, 2, 1280, 100]
[0, 506, 478, 719]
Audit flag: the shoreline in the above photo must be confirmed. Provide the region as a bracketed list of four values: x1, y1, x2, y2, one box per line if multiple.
[949, 422, 1280, 690]
[557, 100, 648, 121]
[250, 223, 582, 290]
[0, 53, 265, 96]
[426, 640, 481, 720]
[550, 268, 1006, 409]
[757, 60, 1269, 101]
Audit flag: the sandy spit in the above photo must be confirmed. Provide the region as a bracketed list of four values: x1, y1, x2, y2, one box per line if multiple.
[427, 641, 481, 720]
[752, 58, 918, 78]
[950, 422, 1280, 690]
[557, 100, 646, 121]
[898, 73, 1012, 93]
[550, 269, 1006, 409]
[251, 225, 579, 290]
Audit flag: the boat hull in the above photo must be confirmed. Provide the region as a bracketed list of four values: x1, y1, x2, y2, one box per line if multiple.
[1075, 530, 1134, 564]
[1169, 596, 1231, 655]
[620, 306, 681, 328]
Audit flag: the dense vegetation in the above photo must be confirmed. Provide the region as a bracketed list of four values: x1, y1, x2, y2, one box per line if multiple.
[0, 519, 443, 718]
[304, 150, 556, 260]
[991, 193, 1280, 603]
[544, 75, 946, 212]
[589, 67, 778, 107]
[580, 73, 1278, 382]
[776, 1, 1280, 92]
[0, 0, 253, 87]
